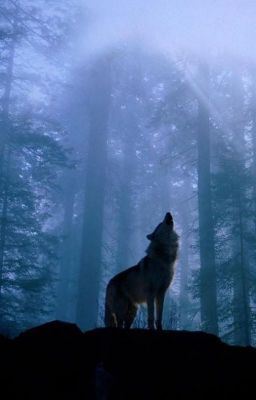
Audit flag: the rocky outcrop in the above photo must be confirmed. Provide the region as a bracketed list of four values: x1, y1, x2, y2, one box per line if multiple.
[0, 321, 255, 399]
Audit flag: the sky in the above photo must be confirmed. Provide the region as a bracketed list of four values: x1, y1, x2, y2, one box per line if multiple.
[83, 0, 256, 60]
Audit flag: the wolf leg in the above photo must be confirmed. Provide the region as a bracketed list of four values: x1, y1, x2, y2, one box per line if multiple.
[116, 317, 124, 328]
[146, 293, 155, 329]
[104, 306, 117, 327]
[124, 304, 138, 329]
[113, 295, 131, 328]
[156, 291, 165, 330]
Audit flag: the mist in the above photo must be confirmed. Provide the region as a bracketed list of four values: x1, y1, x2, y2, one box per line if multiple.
[82, 0, 256, 60]
[0, 0, 256, 347]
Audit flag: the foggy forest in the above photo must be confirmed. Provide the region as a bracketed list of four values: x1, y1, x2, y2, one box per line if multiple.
[0, 0, 256, 347]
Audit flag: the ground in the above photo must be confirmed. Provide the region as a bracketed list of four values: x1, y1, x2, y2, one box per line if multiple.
[0, 321, 255, 399]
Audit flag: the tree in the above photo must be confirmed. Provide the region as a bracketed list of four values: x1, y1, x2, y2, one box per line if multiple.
[0, 0, 75, 333]
[76, 55, 112, 330]
[196, 62, 219, 335]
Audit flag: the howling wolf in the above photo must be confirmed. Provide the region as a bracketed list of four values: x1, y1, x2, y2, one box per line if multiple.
[104, 212, 179, 330]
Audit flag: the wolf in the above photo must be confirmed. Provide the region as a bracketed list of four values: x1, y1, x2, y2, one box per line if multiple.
[104, 212, 179, 330]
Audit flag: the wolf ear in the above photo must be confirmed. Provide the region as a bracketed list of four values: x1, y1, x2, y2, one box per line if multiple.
[147, 233, 154, 240]
[165, 212, 173, 226]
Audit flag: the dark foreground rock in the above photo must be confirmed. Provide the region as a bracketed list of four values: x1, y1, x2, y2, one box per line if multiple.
[0, 321, 255, 399]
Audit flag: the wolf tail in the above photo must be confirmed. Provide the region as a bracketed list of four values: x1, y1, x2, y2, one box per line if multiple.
[104, 282, 117, 327]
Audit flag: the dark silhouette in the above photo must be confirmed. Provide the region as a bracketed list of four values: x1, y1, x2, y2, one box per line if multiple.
[0, 320, 255, 399]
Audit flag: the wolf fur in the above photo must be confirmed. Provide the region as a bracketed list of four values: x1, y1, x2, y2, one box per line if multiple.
[104, 212, 179, 330]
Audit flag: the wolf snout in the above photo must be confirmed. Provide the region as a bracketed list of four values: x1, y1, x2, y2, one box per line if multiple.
[165, 212, 173, 225]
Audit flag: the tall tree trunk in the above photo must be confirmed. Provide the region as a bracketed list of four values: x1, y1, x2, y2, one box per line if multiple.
[76, 56, 112, 330]
[0, 15, 16, 178]
[56, 172, 76, 321]
[231, 68, 251, 346]
[115, 144, 135, 271]
[178, 186, 190, 329]
[232, 190, 251, 345]
[0, 150, 11, 302]
[0, 20, 16, 305]
[251, 69, 256, 233]
[114, 53, 144, 273]
[196, 62, 219, 335]
[115, 108, 138, 272]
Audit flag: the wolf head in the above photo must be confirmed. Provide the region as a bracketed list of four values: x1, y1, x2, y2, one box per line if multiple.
[146, 212, 174, 241]
[145, 212, 178, 260]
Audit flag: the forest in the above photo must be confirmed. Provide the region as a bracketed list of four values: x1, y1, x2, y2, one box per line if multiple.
[0, 0, 256, 347]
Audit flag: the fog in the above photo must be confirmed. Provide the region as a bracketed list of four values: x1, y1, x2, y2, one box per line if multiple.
[0, 0, 256, 347]
[82, 0, 256, 59]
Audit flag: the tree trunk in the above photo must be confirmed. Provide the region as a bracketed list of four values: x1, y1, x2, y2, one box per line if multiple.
[232, 191, 251, 345]
[196, 62, 219, 335]
[231, 68, 251, 346]
[251, 69, 256, 233]
[179, 189, 190, 329]
[0, 15, 16, 176]
[56, 172, 76, 321]
[76, 56, 112, 330]
[115, 106, 138, 272]
[0, 21, 16, 305]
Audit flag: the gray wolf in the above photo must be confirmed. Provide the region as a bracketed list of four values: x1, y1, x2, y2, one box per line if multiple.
[104, 212, 179, 330]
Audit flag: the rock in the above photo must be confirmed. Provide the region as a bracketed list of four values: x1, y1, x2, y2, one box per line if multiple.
[0, 321, 255, 399]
